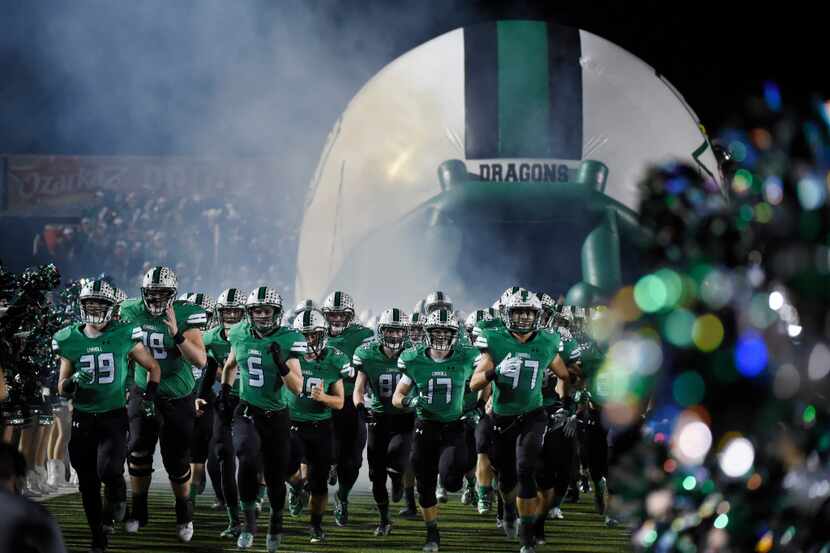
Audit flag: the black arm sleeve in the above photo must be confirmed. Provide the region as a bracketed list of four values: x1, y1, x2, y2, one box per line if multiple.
[197, 356, 220, 400]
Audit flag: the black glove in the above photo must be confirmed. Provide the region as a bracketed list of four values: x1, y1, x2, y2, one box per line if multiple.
[140, 381, 159, 418]
[216, 384, 234, 424]
[269, 342, 290, 377]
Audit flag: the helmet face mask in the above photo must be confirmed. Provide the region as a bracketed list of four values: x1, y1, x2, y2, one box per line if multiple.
[324, 310, 353, 336]
[424, 308, 459, 353]
[376, 307, 408, 354]
[217, 288, 245, 328]
[426, 328, 456, 352]
[379, 326, 406, 353]
[79, 280, 117, 327]
[292, 309, 328, 356]
[142, 287, 176, 317]
[508, 307, 540, 333]
[217, 307, 244, 328]
[245, 287, 283, 334]
[303, 329, 327, 356]
[322, 291, 356, 336]
[504, 289, 542, 334]
[141, 266, 178, 317]
[248, 305, 280, 333]
[80, 298, 114, 326]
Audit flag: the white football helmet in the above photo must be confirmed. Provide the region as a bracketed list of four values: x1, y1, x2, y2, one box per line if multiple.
[376, 308, 409, 354]
[322, 291, 356, 336]
[245, 286, 283, 333]
[141, 266, 178, 317]
[504, 288, 542, 334]
[79, 279, 116, 326]
[424, 308, 459, 352]
[293, 309, 328, 356]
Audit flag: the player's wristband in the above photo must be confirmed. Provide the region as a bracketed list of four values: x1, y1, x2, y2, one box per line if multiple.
[62, 379, 78, 396]
[143, 380, 159, 401]
[485, 368, 497, 382]
[173, 331, 185, 345]
[475, 398, 486, 411]
[276, 358, 290, 378]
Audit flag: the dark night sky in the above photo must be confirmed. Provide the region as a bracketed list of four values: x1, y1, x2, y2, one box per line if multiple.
[0, 1, 827, 159]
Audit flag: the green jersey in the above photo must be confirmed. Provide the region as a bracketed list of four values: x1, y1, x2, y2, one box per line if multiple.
[120, 298, 207, 399]
[461, 346, 481, 419]
[398, 344, 478, 423]
[542, 329, 564, 408]
[562, 337, 608, 404]
[288, 346, 348, 422]
[475, 326, 560, 416]
[353, 341, 411, 415]
[327, 324, 374, 395]
[228, 321, 306, 412]
[52, 322, 138, 413]
[203, 325, 238, 396]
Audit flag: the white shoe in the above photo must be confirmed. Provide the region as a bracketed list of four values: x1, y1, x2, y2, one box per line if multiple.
[27, 469, 48, 495]
[125, 519, 140, 534]
[237, 531, 255, 549]
[36, 466, 55, 492]
[46, 460, 58, 487]
[176, 521, 194, 542]
[549, 507, 564, 520]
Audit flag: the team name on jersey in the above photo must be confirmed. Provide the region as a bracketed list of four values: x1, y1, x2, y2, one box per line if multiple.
[248, 349, 261, 356]
[86, 346, 102, 353]
[431, 370, 449, 377]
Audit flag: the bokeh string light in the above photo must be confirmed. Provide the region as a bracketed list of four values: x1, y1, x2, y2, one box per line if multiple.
[604, 86, 830, 551]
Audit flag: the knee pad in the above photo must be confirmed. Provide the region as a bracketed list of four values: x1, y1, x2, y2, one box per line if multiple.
[518, 469, 537, 499]
[168, 466, 192, 485]
[128, 451, 154, 476]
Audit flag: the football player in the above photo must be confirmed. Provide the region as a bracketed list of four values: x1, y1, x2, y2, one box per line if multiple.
[196, 287, 245, 538]
[55, 280, 162, 553]
[218, 286, 305, 551]
[470, 289, 573, 553]
[321, 291, 374, 526]
[393, 309, 479, 553]
[121, 267, 207, 542]
[353, 308, 416, 536]
[286, 309, 347, 544]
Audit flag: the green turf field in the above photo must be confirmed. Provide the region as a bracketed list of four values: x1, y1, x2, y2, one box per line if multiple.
[45, 490, 631, 552]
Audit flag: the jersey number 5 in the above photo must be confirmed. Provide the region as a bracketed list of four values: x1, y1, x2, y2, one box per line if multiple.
[248, 355, 264, 388]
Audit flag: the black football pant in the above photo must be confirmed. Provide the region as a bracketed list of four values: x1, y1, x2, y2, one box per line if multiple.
[491, 409, 546, 499]
[69, 408, 128, 545]
[288, 419, 334, 495]
[366, 412, 414, 507]
[331, 396, 367, 496]
[232, 403, 290, 533]
[411, 419, 468, 509]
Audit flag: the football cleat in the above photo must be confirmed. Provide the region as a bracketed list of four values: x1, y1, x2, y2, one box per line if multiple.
[237, 531, 255, 549]
[176, 521, 194, 543]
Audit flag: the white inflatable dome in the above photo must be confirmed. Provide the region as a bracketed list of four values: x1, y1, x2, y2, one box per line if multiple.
[296, 20, 722, 310]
